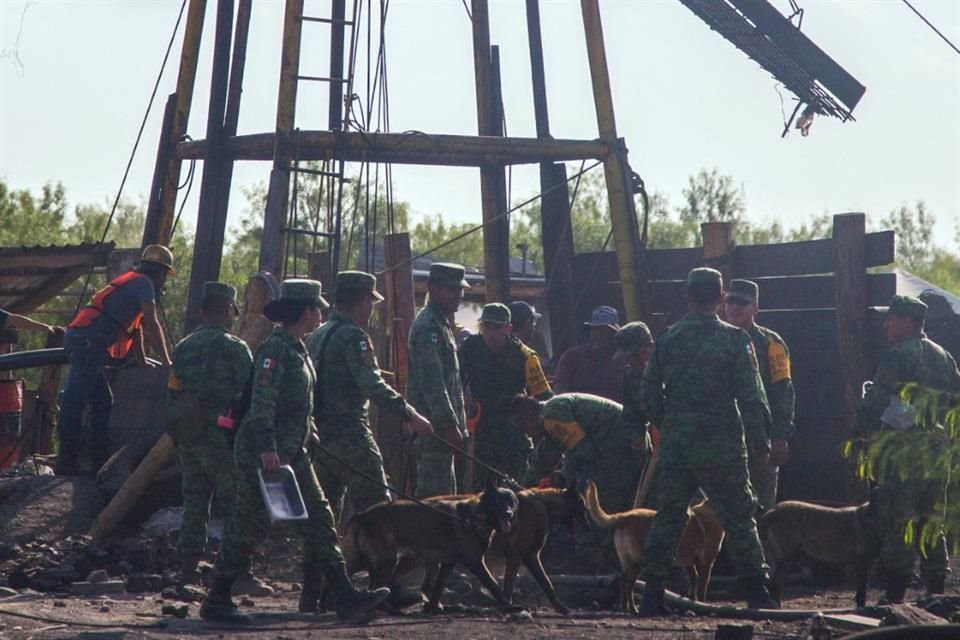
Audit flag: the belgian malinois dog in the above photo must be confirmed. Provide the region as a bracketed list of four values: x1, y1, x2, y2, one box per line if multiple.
[342, 479, 519, 613]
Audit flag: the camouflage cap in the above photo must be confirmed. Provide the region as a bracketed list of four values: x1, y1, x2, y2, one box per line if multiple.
[480, 302, 511, 325]
[613, 321, 653, 360]
[687, 267, 723, 287]
[201, 282, 238, 314]
[887, 295, 927, 321]
[725, 279, 759, 305]
[429, 262, 470, 288]
[336, 270, 384, 302]
[278, 278, 330, 309]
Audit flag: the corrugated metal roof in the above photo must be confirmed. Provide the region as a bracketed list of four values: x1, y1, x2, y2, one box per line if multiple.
[0, 242, 115, 314]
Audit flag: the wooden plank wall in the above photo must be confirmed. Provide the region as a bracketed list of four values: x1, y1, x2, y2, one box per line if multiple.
[570, 220, 895, 503]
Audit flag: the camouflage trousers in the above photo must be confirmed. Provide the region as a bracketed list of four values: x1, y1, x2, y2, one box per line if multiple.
[471, 422, 531, 493]
[415, 432, 459, 498]
[644, 448, 767, 582]
[215, 449, 346, 579]
[176, 435, 237, 556]
[313, 421, 391, 516]
[875, 477, 949, 581]
[749, 461, 779, 512]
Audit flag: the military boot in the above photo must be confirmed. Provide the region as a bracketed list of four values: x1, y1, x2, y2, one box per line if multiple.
[54, 454, 86, 476]
[233, 571, 274, 597]
[638, 577, 668, 617]
[880, 574, 908, 605]
[926, 575, 946, 596]
[385, 581, 425, 610]
[326, 565, 390, 623]
[178, 554, 202, 585]
[742, 576, 780, 610]
[298, 564, 324, 614]
[199, 575, 252, 625]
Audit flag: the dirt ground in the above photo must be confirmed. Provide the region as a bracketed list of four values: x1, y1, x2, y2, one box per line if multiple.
[0, 475, 956, 639]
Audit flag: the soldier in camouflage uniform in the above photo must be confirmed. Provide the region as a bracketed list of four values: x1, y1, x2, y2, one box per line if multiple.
[724, 279, 796, 511]
[615, 322, 656, 504]
[200, 280, 388, 625]
[513, 392, 642, 571]
[858, 295, 960, 603]
[639, 268, 777, 614]
[169, 283, 252, 580]
[459, 303, 552, 491]
[407, 263, 469, 497]
[307, 271, 433, 515]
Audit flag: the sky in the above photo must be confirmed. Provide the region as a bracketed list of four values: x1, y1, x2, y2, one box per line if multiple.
[1, 0, 958, 254]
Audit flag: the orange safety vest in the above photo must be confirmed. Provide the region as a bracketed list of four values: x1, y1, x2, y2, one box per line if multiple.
[69, 271, 146, 359]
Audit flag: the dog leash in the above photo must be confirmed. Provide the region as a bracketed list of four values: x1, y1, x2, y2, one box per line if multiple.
[311, 441, 479, 528]
[427, 433, 525, 491]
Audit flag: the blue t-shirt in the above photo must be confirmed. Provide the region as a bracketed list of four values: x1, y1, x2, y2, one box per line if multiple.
[68, 273, 156, 344]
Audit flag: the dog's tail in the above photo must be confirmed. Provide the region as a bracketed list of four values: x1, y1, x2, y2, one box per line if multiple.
[583, 480, 619, 528]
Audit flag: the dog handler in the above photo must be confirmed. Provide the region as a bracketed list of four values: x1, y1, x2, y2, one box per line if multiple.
[638, 268, 778, 614]
[200, 279, 388, 624]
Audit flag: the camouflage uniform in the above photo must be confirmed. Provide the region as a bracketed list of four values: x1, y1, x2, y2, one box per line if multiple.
[532, 393, 641, 512]
[530, 393, 641, 569]
[169, 322, 252, 557]
[858, 319, 960, 587]
[621, 363, 660, 506]
[407, 300, 466, 497]
[640, 309, 772, 584]
[745, 324, 795, 510]
[215, 327, 346, 579]
[459, 332, 552, 490]
[307, 311, 414, 513]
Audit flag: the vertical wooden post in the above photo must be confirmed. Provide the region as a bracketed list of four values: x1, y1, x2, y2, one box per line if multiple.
[525, 0, 576, 358]
[328, 0, 347, 131]
[184, 0, 236, 332]
[701, 222, 735, 319]
[146, 0, 208, 248]
[580, 0, 646, 322]
[307, 251, 332, 288]
[143, 94, 178, 247]
[260, 0, 304, 275]
[471, 0, 510, 302]
[382, 233, 416, 490]
[834, 213, 868, 499]
[488, 47, 511, 302]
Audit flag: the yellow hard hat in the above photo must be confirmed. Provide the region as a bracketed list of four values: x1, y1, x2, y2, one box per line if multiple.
[140, 244, 175, 275]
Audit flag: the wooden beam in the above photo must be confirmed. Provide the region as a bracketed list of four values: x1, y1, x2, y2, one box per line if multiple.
[184, 0, 236, 332]
[8, 269, 87, 315]
[259, 0, 304, 274]
[833, 213, 868, 502]
[152, 0, 208, 247]
[581, 0, 646, 322]
[382, 233, 417, 493]
[177, 130, 614, 167]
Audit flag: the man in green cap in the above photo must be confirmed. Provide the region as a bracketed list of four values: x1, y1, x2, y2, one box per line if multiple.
[168, 282, 255, 586]
[858, 294, 960, 603]
[512, 392, 642, 570]
[723, 279, 795, 511]
[639, 267, 777, 614]
[459, 302, 552, 491]
[308, 271, 433, 516]
[408, 263, 470, 497]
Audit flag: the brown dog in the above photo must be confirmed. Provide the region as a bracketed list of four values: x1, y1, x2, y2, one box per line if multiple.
[487, 485, 588, 614]
[583, 481, 725, 613]
[341, 481, 519, 613]
[758, 500, 879, 608]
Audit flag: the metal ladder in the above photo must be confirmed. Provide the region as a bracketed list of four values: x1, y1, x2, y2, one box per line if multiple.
[263, 0, 359, 282]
